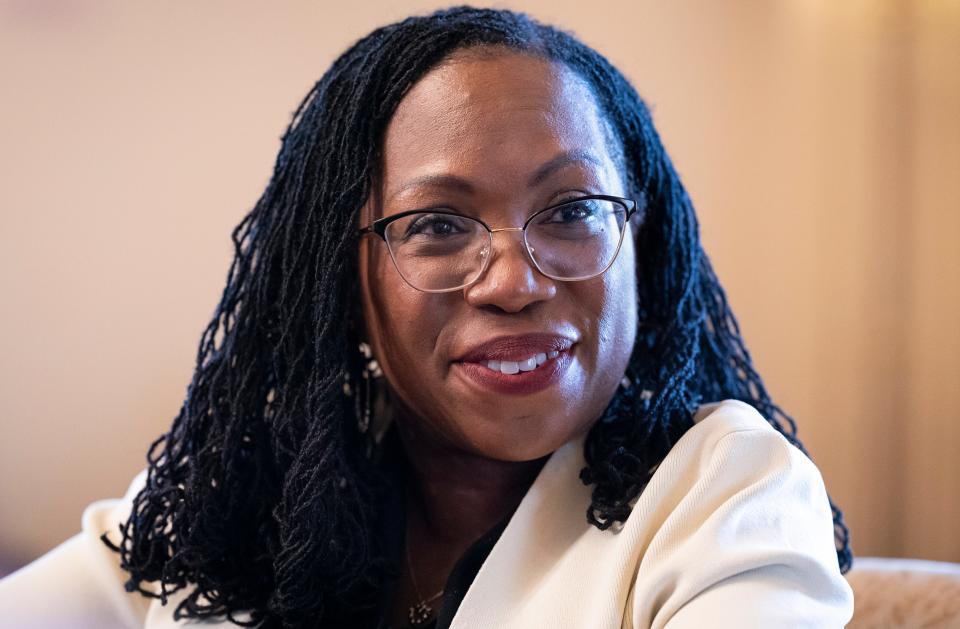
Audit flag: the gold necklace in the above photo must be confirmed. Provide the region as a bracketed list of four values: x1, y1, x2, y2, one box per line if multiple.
[405, 533, 444, 626]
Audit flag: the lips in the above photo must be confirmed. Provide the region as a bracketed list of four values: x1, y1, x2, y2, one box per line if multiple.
[452, 333, 576, 395]
[483, 350, 558, 375]
[455, 333, 575, 363]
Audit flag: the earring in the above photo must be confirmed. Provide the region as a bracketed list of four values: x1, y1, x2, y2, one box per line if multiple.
[616, 372, 654, 411]
[357, 341, 382, 435]
[343, 340, 387, 458]
[640, 387, 653, 411]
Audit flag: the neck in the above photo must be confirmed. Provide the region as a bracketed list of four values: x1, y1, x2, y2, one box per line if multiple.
[394, 415, 548, 546]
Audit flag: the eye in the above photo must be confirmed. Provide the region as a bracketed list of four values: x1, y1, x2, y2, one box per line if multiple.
[404, 213, 472, 238]
[541, 198, 601, 224]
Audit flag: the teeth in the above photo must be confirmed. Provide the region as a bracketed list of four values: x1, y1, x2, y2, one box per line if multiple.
[500, 360, 520, 375]
[482, 350, 562, 374]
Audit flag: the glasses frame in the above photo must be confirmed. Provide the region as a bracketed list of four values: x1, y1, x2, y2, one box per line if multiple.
[357, 194, 640, 293]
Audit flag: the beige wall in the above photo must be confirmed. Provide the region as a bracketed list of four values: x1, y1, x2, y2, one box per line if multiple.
[1, 1, 957, 569]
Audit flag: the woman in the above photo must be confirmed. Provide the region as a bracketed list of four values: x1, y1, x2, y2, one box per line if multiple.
[0, 6, 854, 628]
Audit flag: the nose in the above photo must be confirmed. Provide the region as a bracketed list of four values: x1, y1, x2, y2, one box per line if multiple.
[463, 229, 557, 313]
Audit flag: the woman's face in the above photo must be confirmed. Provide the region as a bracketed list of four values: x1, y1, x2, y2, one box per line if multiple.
[359, 51, 637, 462]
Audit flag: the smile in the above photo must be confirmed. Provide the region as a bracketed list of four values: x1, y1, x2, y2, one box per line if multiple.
[484, 351, 560, 375]
[453, 347, 573, 396]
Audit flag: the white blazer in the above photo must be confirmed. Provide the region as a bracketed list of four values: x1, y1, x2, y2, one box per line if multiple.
[0, 399, 854, 628]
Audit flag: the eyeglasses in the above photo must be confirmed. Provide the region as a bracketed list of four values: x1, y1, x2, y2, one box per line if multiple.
[357, 194, 640, 293]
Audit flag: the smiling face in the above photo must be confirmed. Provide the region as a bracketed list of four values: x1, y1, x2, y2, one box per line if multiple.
[358, 50, 637, 462]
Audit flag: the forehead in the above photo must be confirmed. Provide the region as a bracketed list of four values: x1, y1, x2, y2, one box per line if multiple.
[376, 50, 622, 211]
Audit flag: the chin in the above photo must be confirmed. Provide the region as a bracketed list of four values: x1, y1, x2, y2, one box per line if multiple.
[461, 411, 590, 462]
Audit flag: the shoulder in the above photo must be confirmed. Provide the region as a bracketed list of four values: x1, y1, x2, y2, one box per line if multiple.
[689, 397, 783, 444]
[626, 399, 853, 627]
[0, 470, 232, 628]
[654, 398, 815, 487]
[0, 469, 154, 628]
[639, 398, 833, 541]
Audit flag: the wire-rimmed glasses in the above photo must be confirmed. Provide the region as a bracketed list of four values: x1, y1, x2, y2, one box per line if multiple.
[357, 194, 640, 293]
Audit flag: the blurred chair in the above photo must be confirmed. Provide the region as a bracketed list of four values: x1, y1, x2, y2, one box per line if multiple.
[846, 557, 960, 628]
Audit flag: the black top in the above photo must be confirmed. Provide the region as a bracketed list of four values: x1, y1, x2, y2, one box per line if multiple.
[380, 516, 509, 629]
[373, 425, 512, 629]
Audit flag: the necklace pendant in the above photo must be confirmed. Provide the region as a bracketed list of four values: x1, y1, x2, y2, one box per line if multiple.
[408, 600, 434, 626]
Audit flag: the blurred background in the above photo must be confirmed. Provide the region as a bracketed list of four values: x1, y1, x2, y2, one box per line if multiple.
[1, 0, 957, 575]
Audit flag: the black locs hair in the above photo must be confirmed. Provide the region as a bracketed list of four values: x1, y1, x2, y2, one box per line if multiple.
[103, 6, 852, 628]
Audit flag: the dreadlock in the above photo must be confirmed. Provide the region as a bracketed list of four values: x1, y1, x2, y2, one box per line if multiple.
[102, 6, 852, 628]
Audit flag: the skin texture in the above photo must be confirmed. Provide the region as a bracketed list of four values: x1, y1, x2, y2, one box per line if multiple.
[357, 50, 638, 622]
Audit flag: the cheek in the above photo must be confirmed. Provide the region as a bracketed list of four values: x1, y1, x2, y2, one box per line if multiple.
[362, 250, 447, 401]
[595, 239, 638, 374]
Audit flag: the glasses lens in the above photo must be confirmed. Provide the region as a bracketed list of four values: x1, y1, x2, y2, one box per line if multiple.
[383, 212, 489, 291]
[525, 198, 628, 280]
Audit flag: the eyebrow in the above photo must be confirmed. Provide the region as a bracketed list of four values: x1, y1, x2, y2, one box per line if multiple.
[386, 149, 604, 203]
[528, 149, 604, 187]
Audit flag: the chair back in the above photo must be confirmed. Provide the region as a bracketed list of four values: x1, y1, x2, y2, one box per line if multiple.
[845, 557, 960, 628]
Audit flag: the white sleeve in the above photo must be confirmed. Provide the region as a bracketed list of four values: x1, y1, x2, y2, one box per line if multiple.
[0, 470, 152, 629]
[631, 428, 854, 629]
